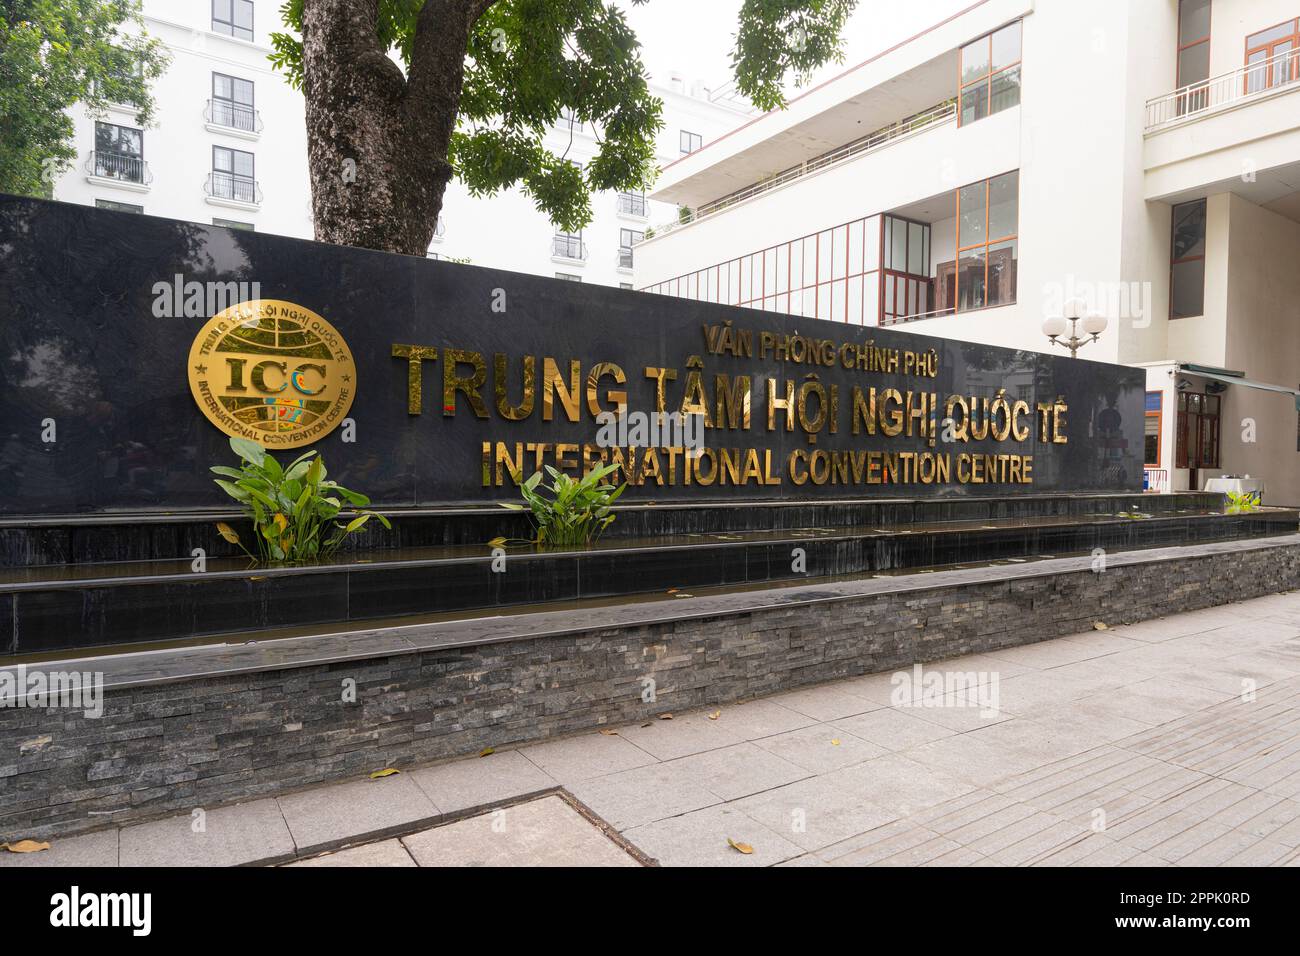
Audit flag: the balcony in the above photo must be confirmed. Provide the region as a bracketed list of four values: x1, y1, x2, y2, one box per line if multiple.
[85, 151, 151, 191]
[617, 193, 648, 217]
[205, 171, 262, 208]
[1145, 48, 1300, 131]
[204, 99, 263, 138]
[551, 235, 587, 262]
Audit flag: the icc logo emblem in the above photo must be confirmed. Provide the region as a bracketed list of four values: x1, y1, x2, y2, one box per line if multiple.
[188, 299, 356, 449]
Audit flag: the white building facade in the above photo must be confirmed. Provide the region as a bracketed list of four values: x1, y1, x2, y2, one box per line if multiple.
[635, 0, 1300, 505]
[51, 0, 752, 287]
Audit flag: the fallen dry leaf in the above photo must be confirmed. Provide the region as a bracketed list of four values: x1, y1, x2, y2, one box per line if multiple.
[707, 711, 721, 720]
[479, 747, 495, 757]
[1, 840, 50, 854]
[640, 721, 653, 728]
[666, 588, 679, 594]
[487, 536, 507, 548]
[369, 768, 400, 779]
[215, 522, 240, 544]
[831, 738, 841, 746]
[657, 713, 673, 720]
[727, 837, 754, 855]
[1093, 621, 1108, 630]
[598, 728, 619, 736]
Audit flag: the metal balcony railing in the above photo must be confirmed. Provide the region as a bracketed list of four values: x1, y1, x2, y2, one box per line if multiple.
[551, 235, 586, 260]
[1145, 47, 1300, 131]
[618, 193, 648, 217]
[205, 98, 263, 133]
[645, 99, 956, 239]
[205, 171, 262, 204]
[86, 151, 151, 185]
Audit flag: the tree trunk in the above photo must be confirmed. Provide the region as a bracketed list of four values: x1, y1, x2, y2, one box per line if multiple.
[300, 0, 482, 257]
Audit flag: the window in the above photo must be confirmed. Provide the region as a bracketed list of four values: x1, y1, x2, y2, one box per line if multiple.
[212, 0, 254, 41]
[619, 283, 634, 290]
[618, 228, 643, 269]
[96, 199, 142, 213]
[93, 122, 144, 182]
[954, 170, 1018, 311]
[552, 230, 584, 260]
[555, 273, 582, 282]
[1145, 392, 1163, 466]
[97, 48, 143, 104]
[1175, 391, 1220, 469]
[959, 20, 1021, 126]
[212, 73, 256, 131]
[1245, 17, 1300, 93]
[1177, 0, 1212, 112]
[881, 215, 932, 324]
[618, 191, 647, 217]
[1170, 199, 1205, 318]
[680, 130, 702, 154]
[211, 146, 257, 202]
[213, 218, 253, 230]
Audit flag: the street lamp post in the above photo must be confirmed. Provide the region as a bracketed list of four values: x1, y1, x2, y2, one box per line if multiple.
[1043, 301, 1108, 358]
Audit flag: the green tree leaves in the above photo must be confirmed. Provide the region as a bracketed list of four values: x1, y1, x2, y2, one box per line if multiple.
[0, 0, 168, 196]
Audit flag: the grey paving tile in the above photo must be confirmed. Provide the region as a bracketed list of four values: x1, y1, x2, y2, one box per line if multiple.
[288, 839, 416, 867]
[731, 776, 899, 852]
[612, 711, 746, 761]
[832, 707, 958, 751]
[823, 752, 978, 817]
[276, 774, 440, 855]
[518, 731, 657, 783]
[668, 742, 810, 801]
[750, 722, 887, 773]
[623, 804, 803, 867]
[0, 827, 118, 868]
[767, 684, 880, 721]
[564, 760, 721, 831]
[409, 750, 556, 814]
[703, 699, 817, 740]
[401, 795, 639, 867]
[121, 799, 293, 867]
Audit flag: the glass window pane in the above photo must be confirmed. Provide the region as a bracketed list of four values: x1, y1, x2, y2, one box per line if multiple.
[848, 274, 863, 324]
[991, 21, 1021, 72]
[863, 272, 879, 325]
[775, 244, 789, 293]
[986, 239, 1018, 307]
[1247, 20, 1298, 48]
[803, 236, 818, 287]
[1170, 259, 1205, 318]
[864, 216, 880, 271]
[235, 0, 253, 29]
[1178, 0, 1211, 44]
[847, 219, 864, 276]
[957, 249, 987, 311]
[817, 230, 832, 280]
[1172, 200, 1205, 259]
[990, 65, 1021, 114]
[816, 283, 831, 321]
[958, 182, 987, 247]
[960, 80, 989, 125]
[832, 279, 846, 322]
[1178, 42, 1210, 87]
[788, 243, 802, 292]
[890, 219, 906, 272]
[908, 222, 923, 276]
[960, 36, 989, 85]
[988, 171, 1019, 239]
[764, 248, 777, 295]
[831, 225, 846, 280]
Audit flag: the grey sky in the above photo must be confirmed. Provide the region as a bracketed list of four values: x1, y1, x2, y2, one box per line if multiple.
[622, 0, 969, 98]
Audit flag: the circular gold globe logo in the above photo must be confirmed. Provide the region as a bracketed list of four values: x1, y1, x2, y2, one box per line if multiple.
[188, 299, 356, 449]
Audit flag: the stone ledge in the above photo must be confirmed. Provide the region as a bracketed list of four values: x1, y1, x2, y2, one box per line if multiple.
[6, 533, 1298, 693]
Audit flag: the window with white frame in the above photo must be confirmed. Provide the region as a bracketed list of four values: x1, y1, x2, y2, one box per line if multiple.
[680, 130, 702, 154]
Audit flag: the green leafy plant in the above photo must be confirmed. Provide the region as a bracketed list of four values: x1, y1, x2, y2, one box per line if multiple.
[498, 463, 626, 549]
[211, 436, 391, 564]
[1226, 490, 1261, 514]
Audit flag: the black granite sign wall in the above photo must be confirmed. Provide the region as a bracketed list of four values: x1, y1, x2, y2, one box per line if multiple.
[0, 195, 1144, 515]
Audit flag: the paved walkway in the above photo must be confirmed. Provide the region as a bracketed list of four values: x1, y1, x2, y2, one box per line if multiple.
[5, 590, 1300, 867]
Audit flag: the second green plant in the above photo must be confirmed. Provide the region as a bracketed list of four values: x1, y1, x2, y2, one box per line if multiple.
[499, 463, 626, 549]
